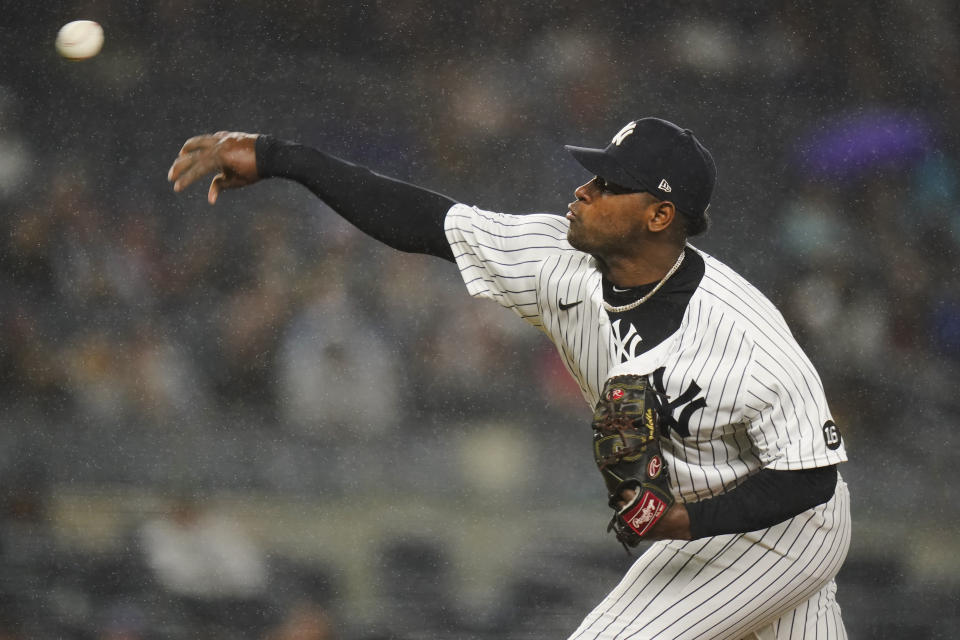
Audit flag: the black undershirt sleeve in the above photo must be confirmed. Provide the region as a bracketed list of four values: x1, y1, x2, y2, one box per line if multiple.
[255, 135, 457, 262]
[684, 465, 837, 539]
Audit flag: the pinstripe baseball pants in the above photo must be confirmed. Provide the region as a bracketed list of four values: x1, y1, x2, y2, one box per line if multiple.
[569, 477, 851, 640]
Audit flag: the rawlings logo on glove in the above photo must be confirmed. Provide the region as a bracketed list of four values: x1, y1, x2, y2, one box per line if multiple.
[621, 490, 669, 537]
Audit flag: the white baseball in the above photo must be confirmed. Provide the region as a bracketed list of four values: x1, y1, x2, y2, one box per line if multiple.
[55, 20, 104, 60]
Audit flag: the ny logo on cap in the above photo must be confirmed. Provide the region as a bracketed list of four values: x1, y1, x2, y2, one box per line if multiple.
[611, 121, 637, 146]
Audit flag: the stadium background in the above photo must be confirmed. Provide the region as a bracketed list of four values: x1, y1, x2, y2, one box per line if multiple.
[1, 1, 958, 638]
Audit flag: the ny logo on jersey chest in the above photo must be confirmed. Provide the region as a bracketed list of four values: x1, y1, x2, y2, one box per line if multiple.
[611, 319, 643, 362]
[651, 367, 706, 439]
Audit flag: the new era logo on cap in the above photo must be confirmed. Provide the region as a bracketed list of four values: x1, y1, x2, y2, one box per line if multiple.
[657, 179, 672, 193]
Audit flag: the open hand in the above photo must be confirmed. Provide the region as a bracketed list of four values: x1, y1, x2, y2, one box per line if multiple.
[167, 131, 260, 204]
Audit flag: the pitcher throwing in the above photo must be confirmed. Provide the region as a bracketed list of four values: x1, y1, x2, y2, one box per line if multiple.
[169, 117, 850, 639]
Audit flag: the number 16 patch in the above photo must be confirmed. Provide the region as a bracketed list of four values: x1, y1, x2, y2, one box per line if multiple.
[822, 420, 842, 450]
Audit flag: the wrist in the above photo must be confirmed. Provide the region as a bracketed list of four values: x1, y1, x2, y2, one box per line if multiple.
[254, 134, 277, 178]
[650, 503, 691, 541]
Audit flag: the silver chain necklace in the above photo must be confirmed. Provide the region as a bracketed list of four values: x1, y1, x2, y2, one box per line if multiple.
[602, 249, 686, 314]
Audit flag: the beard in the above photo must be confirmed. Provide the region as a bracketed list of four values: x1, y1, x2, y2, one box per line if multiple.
[566, 220, 591, 253]
[566, 220, 612, 257]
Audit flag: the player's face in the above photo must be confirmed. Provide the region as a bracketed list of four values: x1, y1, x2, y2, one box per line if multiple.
[566, 177, 660, 258]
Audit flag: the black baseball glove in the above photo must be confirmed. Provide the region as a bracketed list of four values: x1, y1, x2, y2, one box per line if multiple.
[592, 374, 674, 550]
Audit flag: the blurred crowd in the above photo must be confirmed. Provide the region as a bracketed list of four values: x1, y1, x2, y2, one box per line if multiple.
[0, 0, 959, 637]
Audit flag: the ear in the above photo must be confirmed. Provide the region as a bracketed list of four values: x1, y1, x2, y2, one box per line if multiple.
[647, 200, 677, 233]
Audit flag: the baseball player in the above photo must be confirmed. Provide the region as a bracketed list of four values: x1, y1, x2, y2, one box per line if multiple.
[168, 117, 850, 639]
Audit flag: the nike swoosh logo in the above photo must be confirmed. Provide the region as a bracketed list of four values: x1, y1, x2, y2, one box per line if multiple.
[559, 299, 582, 311]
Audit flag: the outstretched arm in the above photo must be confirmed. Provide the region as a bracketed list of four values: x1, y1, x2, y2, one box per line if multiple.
[168, 132, 456, 261]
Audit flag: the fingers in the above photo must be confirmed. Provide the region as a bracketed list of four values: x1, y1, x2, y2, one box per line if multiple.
[616, 487, 638, 510]
[208, 173, 224, 205]
[207, 171, 230, 204]
[168, 133, 224, 192]
[208, 171, 249, 205]
[169, 153, 217, 193]
[178, 134, 215, 156]
[166, 154, 190, 187]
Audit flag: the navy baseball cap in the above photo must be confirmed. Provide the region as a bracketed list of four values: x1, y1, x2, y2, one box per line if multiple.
[565, 117, 716, 218]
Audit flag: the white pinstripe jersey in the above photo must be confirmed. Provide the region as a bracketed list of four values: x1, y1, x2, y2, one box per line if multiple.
[444, 203, 847, 503]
